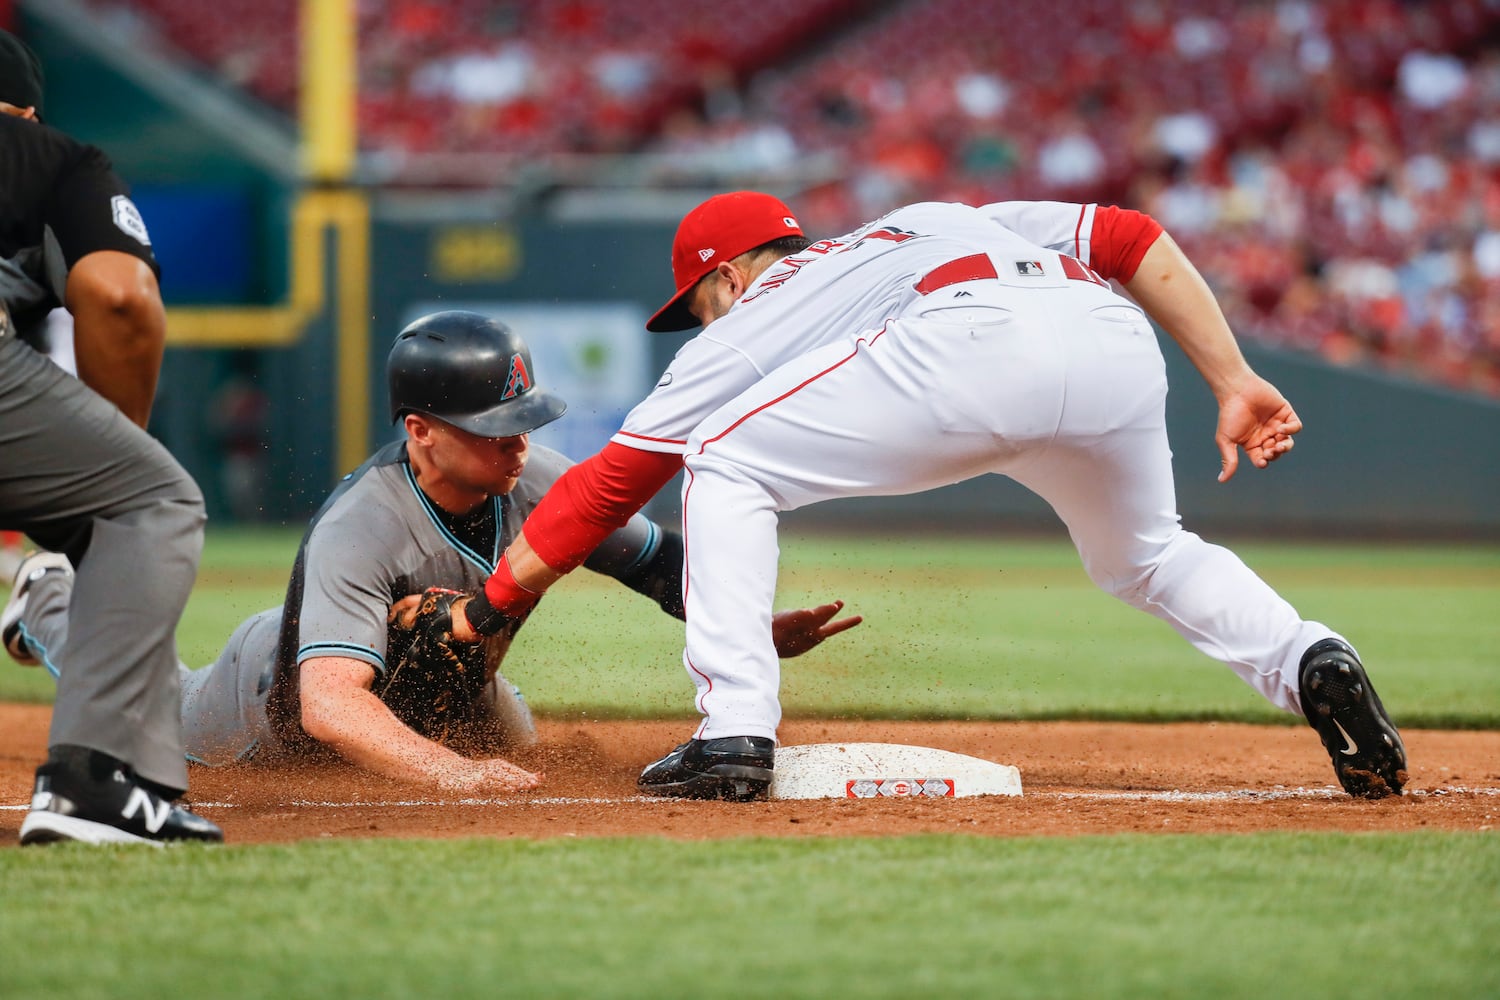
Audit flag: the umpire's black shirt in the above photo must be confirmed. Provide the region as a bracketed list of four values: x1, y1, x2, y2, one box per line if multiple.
[0, 113, 159, 342]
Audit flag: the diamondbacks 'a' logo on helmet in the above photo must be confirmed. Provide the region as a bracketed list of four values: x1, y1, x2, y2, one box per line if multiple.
[502, 353, 532, 400]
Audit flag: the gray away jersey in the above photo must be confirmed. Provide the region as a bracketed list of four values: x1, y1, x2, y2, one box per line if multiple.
[264, 439, 664, 746]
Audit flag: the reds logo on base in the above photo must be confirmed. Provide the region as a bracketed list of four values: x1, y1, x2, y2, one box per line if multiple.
[846, 778, 956, 798]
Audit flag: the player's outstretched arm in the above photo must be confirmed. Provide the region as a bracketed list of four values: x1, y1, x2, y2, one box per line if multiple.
[458, 443, 684, 639]
[298, 656, 542, 793]
[1122, 231, 1301, 481]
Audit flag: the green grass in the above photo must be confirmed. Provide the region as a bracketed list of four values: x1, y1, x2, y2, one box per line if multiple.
[523, 532, 1500, 728]
[4, 528, 1498, 728]
[4, 531, 1498, 998]
[1, 832, 1495, 999]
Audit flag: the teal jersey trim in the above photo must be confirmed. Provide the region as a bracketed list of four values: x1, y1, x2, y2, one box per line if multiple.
[401, 462, 502, 574]
[298, 641, 387, 677]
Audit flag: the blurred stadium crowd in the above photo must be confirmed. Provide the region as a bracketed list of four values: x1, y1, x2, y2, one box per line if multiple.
[74, 0, 1500, 395]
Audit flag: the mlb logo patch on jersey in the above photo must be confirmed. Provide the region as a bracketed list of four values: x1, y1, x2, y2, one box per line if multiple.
[1015, 260, 1046, 277]
[111, 195, 152, 246]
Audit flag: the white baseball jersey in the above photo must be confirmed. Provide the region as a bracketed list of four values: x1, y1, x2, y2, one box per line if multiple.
[614, 200, 1110, 453]
[625, 199, 1343, 743]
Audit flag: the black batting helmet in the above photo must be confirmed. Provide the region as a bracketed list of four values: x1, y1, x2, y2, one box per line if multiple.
[387, 311, 566, 437]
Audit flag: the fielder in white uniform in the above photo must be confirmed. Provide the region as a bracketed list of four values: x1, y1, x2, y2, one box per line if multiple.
[456, 192, 1408, 802]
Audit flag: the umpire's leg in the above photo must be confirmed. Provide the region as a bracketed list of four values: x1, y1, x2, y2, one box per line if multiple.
[0, 337, 204, 794]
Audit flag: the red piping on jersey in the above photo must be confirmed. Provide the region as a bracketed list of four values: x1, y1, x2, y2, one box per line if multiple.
[692, 326, 889, 454]
[680, 464, 717, 727]
[614, 429, 688, 447]
[913, 254, 998, 294]
[1074, 205, 1087, 259]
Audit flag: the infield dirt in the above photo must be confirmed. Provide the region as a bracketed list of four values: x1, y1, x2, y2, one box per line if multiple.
[1, 703, 1496, 844]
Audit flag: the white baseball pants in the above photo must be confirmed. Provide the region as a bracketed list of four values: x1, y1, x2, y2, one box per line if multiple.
[680, 287, 1338, 740]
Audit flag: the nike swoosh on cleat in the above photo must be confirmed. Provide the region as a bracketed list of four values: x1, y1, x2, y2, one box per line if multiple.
[1332, 719, 1359, 756]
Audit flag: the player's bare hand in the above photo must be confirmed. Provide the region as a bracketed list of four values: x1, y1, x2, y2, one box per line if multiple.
[1214, 375, 1302, 483]
[772, 600, 863, 658]
[437, 758, 543, 795]
[387, 593, 424, 628]
[475, 758, 543, 794]
[450, 596, 481, 642]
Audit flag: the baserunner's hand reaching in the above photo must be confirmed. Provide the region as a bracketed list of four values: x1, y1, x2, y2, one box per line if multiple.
[771, 600, 863, 658]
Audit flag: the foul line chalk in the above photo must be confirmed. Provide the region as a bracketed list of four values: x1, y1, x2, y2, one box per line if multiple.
[2, 786, 1496, 811]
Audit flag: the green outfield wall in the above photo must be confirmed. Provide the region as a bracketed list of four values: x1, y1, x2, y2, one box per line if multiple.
[349, 208, 1500, 539]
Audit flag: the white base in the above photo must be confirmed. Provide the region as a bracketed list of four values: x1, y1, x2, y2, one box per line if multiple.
[769, 742, 1022, 800]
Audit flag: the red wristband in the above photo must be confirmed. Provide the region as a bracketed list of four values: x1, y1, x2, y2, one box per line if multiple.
[482, 553, 540, 617]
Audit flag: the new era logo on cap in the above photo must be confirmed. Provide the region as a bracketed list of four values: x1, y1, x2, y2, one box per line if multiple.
[698, 248, 715, 262]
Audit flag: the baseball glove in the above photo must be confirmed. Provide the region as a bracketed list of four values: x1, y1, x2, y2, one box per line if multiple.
[380, 587, 491, 742]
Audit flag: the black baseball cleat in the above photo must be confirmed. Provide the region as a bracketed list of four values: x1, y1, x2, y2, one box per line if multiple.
[1298, 638, 1408, 799]
[19, 745, 223, 846]
[638, 736, 775, 801]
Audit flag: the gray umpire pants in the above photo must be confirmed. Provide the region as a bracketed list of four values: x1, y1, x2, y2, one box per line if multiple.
[0, 336, 204, 793]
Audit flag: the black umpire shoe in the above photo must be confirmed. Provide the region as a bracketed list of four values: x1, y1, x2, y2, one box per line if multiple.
[1298, 639, 1408, 799]
[19, 745, 223, 846]
[638, 736, 775, 801]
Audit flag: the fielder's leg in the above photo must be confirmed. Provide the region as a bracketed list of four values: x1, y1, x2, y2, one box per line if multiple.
[676, 317, 1035, 743]
[1001, 301, 1332, 714]
[1002, 297, 1406, 795]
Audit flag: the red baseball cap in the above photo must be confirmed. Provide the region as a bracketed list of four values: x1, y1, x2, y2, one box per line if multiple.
[646, 191, 804, 332]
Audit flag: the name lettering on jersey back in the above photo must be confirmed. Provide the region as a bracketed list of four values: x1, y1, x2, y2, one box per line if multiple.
[742, 253, 817, 303]
[846, 226, 920, 251]
[740, 228, 924, 305]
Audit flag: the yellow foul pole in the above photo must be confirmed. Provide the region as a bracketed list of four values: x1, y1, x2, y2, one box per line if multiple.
[300, 0, 356, 182]
[301, 0, 370, 474]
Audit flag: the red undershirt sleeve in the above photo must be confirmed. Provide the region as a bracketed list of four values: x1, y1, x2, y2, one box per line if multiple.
[522, 441, 683, 574]
[1088, 206, 1164, 283]
[479, 443, 682, 616]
